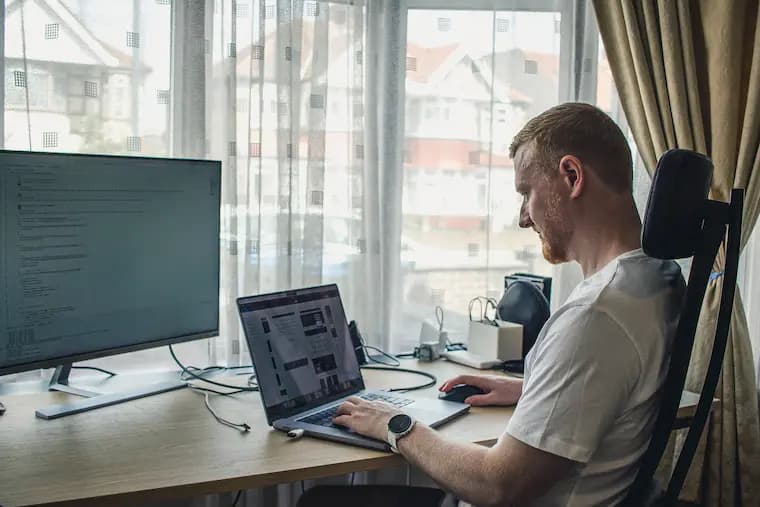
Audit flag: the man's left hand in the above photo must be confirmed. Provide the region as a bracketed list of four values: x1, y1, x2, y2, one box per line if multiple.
[333, 396, 402, 442]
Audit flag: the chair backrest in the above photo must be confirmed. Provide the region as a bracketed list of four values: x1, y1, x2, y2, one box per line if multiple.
[624, 149, 743, 506]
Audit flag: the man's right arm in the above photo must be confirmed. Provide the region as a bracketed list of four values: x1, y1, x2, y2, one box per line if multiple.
[439, 374, 523, 406]
[396, 422, 577, 507]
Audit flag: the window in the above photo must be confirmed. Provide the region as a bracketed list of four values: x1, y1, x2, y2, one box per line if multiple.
[399, 3, 570, 351]
[84, 81, 98, 98]
[4, 2, 171, 156]
[234, 2, 249, 18]
[44, 23, 59, 40]
[2, 0, 177, 374]
[126, 31, 140, 48]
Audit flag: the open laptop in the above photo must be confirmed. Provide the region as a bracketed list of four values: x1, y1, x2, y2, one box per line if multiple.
[237, 284, 469, 451]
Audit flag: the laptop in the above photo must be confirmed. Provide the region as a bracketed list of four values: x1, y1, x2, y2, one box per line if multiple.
[237, 284, 470, 451]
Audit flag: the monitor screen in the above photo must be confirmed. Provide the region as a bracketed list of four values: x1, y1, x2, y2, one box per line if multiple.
[0, 150, 221, 375]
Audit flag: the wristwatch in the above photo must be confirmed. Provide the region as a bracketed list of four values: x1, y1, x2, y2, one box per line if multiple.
[387, 413, 415, 453]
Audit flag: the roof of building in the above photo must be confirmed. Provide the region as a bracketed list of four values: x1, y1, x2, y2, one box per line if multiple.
[5, 0, 149, 72]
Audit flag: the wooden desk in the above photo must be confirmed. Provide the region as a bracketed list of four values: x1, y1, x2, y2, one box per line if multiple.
[0, 360, 705, 507]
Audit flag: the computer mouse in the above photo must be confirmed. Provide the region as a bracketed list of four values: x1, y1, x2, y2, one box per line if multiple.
[438, 384, 485, 403]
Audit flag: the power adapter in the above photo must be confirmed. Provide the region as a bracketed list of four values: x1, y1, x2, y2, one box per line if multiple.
[418, 319, 448, 361]
[422, 319, 450, 344]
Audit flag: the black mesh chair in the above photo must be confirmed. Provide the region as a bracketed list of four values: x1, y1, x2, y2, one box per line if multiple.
[623, 149, 743, 506]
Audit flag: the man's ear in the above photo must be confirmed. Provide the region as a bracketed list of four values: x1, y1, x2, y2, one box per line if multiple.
[558, 155, 584, 199]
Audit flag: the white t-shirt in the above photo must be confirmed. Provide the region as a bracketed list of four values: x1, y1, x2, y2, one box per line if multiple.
[506, 249, 685, 506]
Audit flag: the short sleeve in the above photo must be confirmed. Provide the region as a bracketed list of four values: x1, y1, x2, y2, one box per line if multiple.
[506, 306, 641, 463]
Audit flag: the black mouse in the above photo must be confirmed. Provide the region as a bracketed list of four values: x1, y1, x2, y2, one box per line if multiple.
[438, 384, 485, 403]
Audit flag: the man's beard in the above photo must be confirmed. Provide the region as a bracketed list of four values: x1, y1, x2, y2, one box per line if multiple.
[538, 192, 572, 264]
[540, 232, 569, 264]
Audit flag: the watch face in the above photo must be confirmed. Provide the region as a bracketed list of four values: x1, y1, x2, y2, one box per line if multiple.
[388, 413, 412, 433]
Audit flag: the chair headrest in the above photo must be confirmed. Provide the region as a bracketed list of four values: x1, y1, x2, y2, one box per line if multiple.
[642, 149, 713, 260]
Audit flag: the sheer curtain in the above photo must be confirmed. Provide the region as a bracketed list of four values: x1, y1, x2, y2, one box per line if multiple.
[197, 0, 376, 366]
[1, 0, 625, 377]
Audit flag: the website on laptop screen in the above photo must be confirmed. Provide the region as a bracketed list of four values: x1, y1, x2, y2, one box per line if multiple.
[238, 285, 364, 422]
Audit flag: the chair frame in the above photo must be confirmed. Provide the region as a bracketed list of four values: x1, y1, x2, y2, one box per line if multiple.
[625, 153, 743, 506]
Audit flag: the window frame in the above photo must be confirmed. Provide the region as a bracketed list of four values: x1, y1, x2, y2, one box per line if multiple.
[400, 0, 576, 100]
[382, 0, 587, 323]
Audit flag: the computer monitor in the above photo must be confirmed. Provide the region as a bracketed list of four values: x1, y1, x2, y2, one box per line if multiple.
[0, 150, 221, 418]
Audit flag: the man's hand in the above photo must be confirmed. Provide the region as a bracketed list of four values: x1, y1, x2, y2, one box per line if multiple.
[439, 374, 523, 406]
[333, 396, 402, 441]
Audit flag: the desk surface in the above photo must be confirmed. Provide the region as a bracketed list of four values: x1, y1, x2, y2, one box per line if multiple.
[0, 360, 704, 507]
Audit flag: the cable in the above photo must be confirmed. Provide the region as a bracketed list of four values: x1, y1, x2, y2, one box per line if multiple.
[350, 472, 356, 486]
[169, 346, 256, 432]
[232, 489, 242, 507]
[71, 366, 117, 377]
[188, 384, 248, 396]
[169, 344, 258, 392]
[180, 364, 254, 381]
[359, 365, 437, 392]
[435, 305, 444, 335]
[189, 387, 251, 433]
[468, 296, 499, 325]
[360, 344, 401, 367]
[399, 341, 467, 360]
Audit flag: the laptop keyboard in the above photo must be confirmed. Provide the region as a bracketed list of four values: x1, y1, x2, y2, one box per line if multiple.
[298, 392, 414, 427]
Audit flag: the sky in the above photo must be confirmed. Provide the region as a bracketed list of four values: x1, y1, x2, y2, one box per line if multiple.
[407, 9, 562, 57]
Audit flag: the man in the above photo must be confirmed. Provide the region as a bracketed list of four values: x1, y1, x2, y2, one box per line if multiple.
[332, 103, 685, 506]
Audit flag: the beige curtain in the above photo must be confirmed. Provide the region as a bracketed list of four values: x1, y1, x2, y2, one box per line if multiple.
[593, 0, 760, 505]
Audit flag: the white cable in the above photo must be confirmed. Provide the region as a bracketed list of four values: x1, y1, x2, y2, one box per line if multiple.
[189, 387, 251, 433]
[435, 305, 444, 333]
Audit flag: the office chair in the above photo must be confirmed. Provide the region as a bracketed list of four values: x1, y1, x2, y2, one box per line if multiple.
[623, 149, 744, 506]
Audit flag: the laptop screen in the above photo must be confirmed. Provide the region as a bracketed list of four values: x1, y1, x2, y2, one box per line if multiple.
[237, 284, 364, 423]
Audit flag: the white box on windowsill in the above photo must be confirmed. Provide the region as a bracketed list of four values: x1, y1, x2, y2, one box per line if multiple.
[467, 319, 523, 362]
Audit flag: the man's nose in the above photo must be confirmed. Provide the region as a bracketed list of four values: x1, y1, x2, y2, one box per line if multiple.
[518, 206, 532, 229]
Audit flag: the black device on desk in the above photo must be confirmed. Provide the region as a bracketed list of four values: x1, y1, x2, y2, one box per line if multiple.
[497, 274, 551, 373]
[504, 273, 551, 303]
[348, 320, 368, 365]
[0, 150, 221, 419]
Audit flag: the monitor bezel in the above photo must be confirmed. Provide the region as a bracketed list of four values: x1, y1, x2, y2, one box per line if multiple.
[0, 150, 221, 376]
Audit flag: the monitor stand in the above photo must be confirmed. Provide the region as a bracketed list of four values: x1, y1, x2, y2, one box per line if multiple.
[35, 363, 187, 420]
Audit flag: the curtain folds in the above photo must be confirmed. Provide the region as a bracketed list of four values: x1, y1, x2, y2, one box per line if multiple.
[201, 0, 378, 365]
[594, 1, 760, 504]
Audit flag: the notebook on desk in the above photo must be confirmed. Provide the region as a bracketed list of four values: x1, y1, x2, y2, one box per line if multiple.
[237, 284, 469, 451]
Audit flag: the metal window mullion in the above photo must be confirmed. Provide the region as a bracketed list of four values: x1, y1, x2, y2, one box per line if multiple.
[170, 0, 208, 158]
[484, 10, 496, 296]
